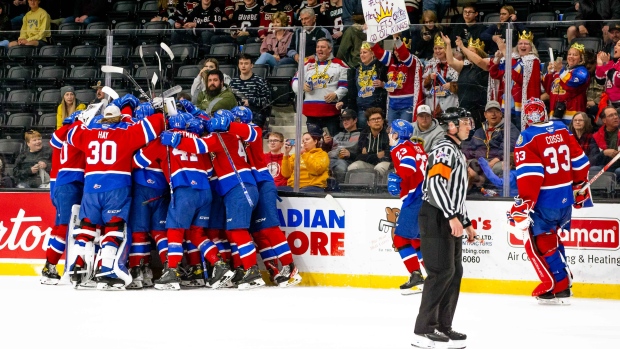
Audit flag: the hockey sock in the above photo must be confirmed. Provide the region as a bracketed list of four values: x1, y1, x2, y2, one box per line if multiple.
[129, 231, 150, 268]
[393, 235, 421, 273]
[260, 226, 294, 265]
[150, 230, 168, 264]
[226, 229, 257, 270]
[184, 238, 202, 266]
[167, 228, 185, 269]
[46, 224, 67, 265]
[186, 226, 219, 265]
[211, 229, 231, 263]
[252, 230, 278, 267]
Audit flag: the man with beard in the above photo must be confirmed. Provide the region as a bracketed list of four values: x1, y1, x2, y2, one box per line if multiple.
[197, 69, 238, 113]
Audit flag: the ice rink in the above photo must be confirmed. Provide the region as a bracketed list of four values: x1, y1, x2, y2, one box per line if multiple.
[2, 276, 619, 349]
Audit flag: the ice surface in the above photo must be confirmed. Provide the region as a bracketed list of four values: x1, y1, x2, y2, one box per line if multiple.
[2, 277, 619, 349]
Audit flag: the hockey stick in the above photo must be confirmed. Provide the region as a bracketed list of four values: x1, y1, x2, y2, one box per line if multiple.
[163, 85, 183, 99]
[214, 132, 254, 208]
[142, 194, 164, 205]
[155, 52, 164, 97]
[101, 65, 150, 101]
[579, 151, 620, 194]
[101, 86, 119, 100]
[324, 194, 344, 218]
[138, 46, 154, 99]
[160, 42, 175, 86]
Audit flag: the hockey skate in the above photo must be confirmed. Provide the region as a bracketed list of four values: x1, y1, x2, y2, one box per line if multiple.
[275, 262, 302, 288]
[40, 261, 61, 285]
[223, 266, 245, 288]
[95, 267, 127, 291]
[180, 264, 206, 287]
[237, 265, 266, 290]
[141, 264, 154, 288]
[155, 267, 181, 290]
[411, 330, 451, 349]
[206, 260, 234, 290]
[126, 266, 144, 289]
[265, 261, 281, 285]
[70, 256, 97, 289]
[400, 270, 424, 295]
[536, 288, 572, 305]
[439, 329, 467, 349]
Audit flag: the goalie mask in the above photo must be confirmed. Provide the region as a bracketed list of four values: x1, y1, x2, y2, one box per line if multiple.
[523, 98, 547, 126]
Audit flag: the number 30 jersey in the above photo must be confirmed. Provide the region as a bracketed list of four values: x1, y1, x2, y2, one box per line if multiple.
[66, 114, 165, 193]
[514, 122, 589, 209]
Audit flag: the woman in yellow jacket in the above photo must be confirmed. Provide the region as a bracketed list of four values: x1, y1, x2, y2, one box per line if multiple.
[56, 86, 86, 129]
[281, 132, 329, 193]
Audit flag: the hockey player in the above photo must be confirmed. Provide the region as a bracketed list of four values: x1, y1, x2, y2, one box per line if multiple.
[386, 119, 427, 295]
[508, 98, 591, 305]
[137, 113, 233, 290]
[41, 111, 85, 285]
[161, 109, 265, 290]
[229, 106, 301, 287]
[66, 98, 166, 290]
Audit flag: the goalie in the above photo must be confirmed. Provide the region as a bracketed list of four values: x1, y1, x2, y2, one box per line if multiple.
[508, 98, 591, 305]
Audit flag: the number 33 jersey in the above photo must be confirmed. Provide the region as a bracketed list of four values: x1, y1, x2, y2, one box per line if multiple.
[514, 122, 589, 209]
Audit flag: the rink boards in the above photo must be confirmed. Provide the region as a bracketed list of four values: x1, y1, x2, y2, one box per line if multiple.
[1, 192, 619, 299]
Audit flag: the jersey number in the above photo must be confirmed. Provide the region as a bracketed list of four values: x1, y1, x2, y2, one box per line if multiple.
[59, 144, 69, 164]
[172, 148, 198, 162]
[543, 145, 570, 174]
[238, 140, 248, 162]
[86, 140, 117, 165]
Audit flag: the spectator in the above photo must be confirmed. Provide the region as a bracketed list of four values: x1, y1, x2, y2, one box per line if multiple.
[347, 107, 391, 180]
[8, 0, 28, 30]
[56, 86, 86, 129]
[371, 33, 424, 123]
[170, 0, 229, 51]
[322, 109, 360, 182]
[592, 106, 620, 178]
[0, 3, 10, 48]
[292, 37, 348, 138]
[254, 11, 295, 67]
[568, 0, 620, 44]
[63, 0, 104, 25]
[296, 0, 322, 23]
[335, 13, 366, 68]
[89, 81, 106, 104]
[480, 5, 526, 55]
[410, 104, 444, 152]
[191, 58, 232, 103]
[8, 0, 50, 48]
[228, 54, 271, 128]
[603, 23, 620, 59]
[462, 101, 519, 187]
[14, 130, 52, 189]
[585, 50, 604, 125]
[543, 43, 590, 126]
[288, 8, 332, 63]
[0, 154, 15, 188]
[341, 0, 363, 27]
[596, 45, 620, 110]
[281, 131, 330, 192]
[411, 10, 443, 61]
[258, 0, 294, 41]
[489, 30, 541, 130]
[152, 0, 183, 27]
[225, 0, 245, 19]
[570, 112, 604, 167]
[196, 69, 238, 113]
[177, 91, 192, 101]
[265, 131, 288, 186]
[318, 0, 343, 44]
[443, 34, 489, 127]
[423, 35, 459, 117]
[228, 0, 261, 45]
[449, 3, 485, 48]
[423, 0, 450, 23]
[338, 41, 387, 127]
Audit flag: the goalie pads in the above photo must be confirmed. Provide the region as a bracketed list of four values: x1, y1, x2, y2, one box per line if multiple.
[95, 228, 133, 289]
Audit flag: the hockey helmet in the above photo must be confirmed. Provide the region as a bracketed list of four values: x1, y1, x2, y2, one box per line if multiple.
[523, 98, 547, 125]
[214, 109, 235, 124]
[390, 119, 414, 140]
[186, 117, 205, 135]
[438, 107, 474, 132]
[231, 106, 253, 124]
[168, 112, 193, 130]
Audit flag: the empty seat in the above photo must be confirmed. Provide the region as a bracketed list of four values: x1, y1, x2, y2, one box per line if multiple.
[339, 169, 377, 193]
[1, 66, 34, 90]
[269, 81, 293, 107]
[1, 113, 34, 140]
[137, 21, 171, 45]
[483, 13, 501, 24]
[80, 22, 110, 45]
[0, 139, 24, 163]
[137, 1, 159, 24]
[5, 46, 36, 70]
[66, 45, 100, 68]
[113, 21, 140, 45]
[219, 64, 237, 79]
[34, 45, 68, 68]
[97, 44, 132, 65]
[252, 64, 269, 79]
[589, 170, 616, 198]
[108, 1, 139, 25]
[64, 66, 99, 88]
[33, 66, 66, 91]
[571, 37, 602, 53]
[36, 89, 61, 112]
[6, 90, 35, 108]
[168, 44, 198, 64]
[209, 43, 238, 64]
[176, 65, 201, 90]
[74, 89, 96, 104]
[242, 42, 262, 58]
[130, 44, 162, 68]
[51, 22, 84, 47]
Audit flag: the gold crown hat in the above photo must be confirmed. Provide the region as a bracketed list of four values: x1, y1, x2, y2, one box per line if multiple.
[570, 42, 585, 54]
[402, 37, 412, 49]
[434, 34, 446, 47]
[360, 41, 372, 51]
[468, 37, 485, 51]
[518, 30, 534, 42]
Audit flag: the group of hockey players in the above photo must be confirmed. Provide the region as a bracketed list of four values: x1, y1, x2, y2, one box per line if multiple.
[40, 73, 302, 291]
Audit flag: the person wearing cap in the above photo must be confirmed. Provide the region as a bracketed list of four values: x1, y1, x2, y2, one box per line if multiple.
[604, 23, 620, 59]
[90, 81, 106, 104]
[462, 100, 519, 191]
[322, 109, 360, 183]
[410, 104, 444, 152]
[56, 85, 86, 129]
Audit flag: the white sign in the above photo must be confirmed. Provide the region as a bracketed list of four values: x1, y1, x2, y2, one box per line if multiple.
[362, 0, 410, 43]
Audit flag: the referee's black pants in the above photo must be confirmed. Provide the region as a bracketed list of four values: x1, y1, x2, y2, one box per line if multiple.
[414, 201, 464, 334]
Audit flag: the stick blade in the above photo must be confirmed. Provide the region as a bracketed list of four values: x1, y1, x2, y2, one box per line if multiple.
[324, 194, 344, 218]
[101, 86, 119, 100]
[101, 65, 124, 74]
[160, 42, 175, 60]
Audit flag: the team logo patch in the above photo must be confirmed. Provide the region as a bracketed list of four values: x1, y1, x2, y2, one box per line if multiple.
[435, 150, 447, 160]
[94, 184, 101, 189]
[147, 179, 155, 184]
[516, 135, 523, 146]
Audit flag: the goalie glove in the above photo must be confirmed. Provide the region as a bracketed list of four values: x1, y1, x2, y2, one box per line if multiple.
[387, 172, 402, 196]
[507, 196, 534, 231]
[572, 181, 592, 209]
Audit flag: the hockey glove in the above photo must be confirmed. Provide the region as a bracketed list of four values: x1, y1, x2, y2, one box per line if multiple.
[160, 131, 181, 148]
[111, 94, 139, 111]
[134, 102, 155, 120]
[208, 116, 231, 133]
[178, 99, 200, 115]
[572, 181, 592, 209]
[63, 110, 83, 125]
[507, 197, 534, 231]
[387, 172, 402, 196]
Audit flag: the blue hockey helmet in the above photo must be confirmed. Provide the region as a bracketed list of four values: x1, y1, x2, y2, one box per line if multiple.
[231, 106, 253, 124]
[186, 117, 205, 135]
[213, 109, 235, 124]
[168, 112, 191, 130]
[390, 119, 414, 140]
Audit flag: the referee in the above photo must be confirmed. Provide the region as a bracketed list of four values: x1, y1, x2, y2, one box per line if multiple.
[413, 107, 477, 349]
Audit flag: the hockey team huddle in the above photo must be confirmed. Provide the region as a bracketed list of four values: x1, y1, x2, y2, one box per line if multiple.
[40, 72, 301, 291]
